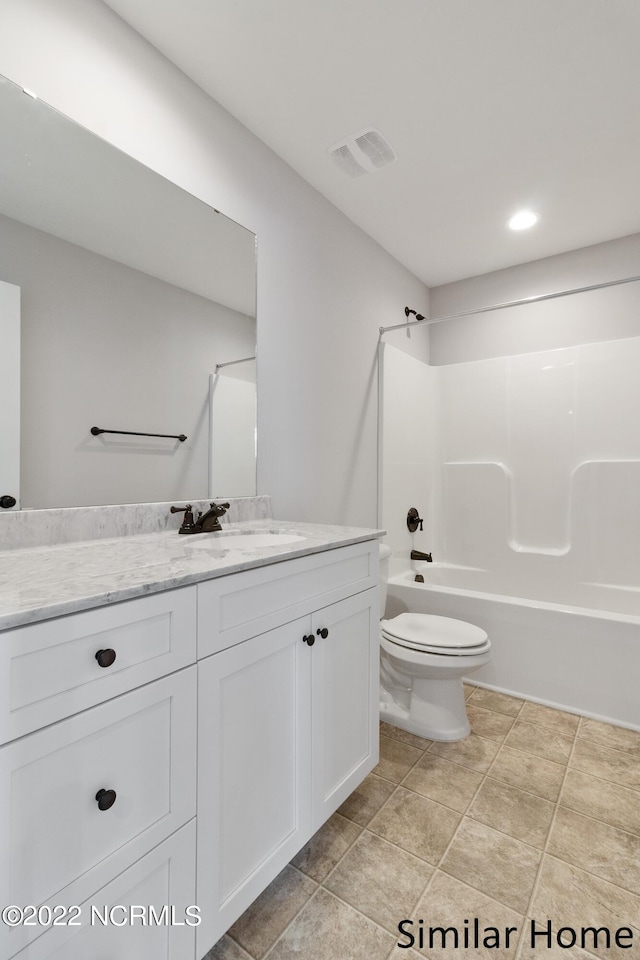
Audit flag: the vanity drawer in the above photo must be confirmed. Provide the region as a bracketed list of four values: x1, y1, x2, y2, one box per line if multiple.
[0, 586, 196, 743]
[0, 666, 196, 959]
[9, 821, 197, 960]
[197, 540, 378, 657]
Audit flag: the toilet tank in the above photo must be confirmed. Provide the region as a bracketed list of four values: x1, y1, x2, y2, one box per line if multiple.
[378, 543, 392, 618]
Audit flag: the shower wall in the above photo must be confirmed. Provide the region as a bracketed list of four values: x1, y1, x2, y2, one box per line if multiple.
[439, 336, 640, 592]
[381, 333, 640, 600]
[379, 343, 435, 559]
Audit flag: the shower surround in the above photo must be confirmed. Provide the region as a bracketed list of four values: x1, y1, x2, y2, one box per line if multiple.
[380, 338, 640, 728]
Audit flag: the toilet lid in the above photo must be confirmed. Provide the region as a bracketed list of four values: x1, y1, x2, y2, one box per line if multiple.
[381, 612, 489, 654]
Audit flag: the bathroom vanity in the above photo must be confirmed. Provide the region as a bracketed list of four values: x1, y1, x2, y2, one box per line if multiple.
[0, 514, 381, 959]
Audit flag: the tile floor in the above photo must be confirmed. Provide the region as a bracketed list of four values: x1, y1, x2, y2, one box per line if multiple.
[204, 685, 640, 960]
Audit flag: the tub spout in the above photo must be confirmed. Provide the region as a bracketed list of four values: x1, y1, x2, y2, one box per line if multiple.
[411, 549, 432, 562]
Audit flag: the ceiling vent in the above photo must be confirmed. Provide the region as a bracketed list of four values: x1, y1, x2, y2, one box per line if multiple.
[329, 128, 396, 177]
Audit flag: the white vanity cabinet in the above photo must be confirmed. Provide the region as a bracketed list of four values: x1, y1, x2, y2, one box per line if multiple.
[0, 587, 199, 960]
[0, 534, 380, 960]
[195, 542, 379, 952]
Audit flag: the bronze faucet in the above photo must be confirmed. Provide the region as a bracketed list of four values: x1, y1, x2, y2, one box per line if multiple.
[170, 501, 230, 534]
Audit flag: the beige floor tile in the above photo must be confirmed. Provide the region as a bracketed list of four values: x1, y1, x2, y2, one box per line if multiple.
[467, 688, 524, 717]
[548, 806, 640, 895]
[203, 935, 253, 960]
[403, 753, 483, 813]
[467, 705, 515, 743]
[518, 701, 580, 738]
[324, 830, 433, 934]
[268, 888, 394, 960]
[385, 945, 425, 960]
[375, 735, 425, 783]
[428, 732, 500, 772]
[368, 786, 461, 865]
[464, 683, 476, 700]
[337, 773, 396, 826]
[380, 721, 434, 750]
[291, 813, 361, 882]
[530, 855, 640, 960]
[505, 720, 573, 765]
[490, 745, 566, 802]
[468, 778, 555, 849]
[227, 865, 317, 959]
[441, 818, 542, 914]
[411, 871, 523, 959]
[571, 738, 640, 791]
[560, 768, 640, 837]
[578, 718, 640, 758]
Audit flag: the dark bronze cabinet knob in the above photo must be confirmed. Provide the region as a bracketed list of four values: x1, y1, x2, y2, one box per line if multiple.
[302, 634, 315, 646]
[316, 627, 329, 639]
[95, 788, 117, 811]
[0, 495, 16, 509]
[95, 648, 116, 668]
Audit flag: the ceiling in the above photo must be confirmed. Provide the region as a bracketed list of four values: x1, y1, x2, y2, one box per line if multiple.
[103, 0, 640, 288]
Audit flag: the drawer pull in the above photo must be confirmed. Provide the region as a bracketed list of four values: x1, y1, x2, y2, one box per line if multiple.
[95, 788, 117, 811]
[95, 648, 117, 668]
[302, 634, 315, 646]
[316, 627, 329, 639]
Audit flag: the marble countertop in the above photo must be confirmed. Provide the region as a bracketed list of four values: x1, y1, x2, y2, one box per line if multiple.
[0, 520, 384, 630]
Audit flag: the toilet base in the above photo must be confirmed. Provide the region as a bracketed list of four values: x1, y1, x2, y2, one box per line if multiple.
[380, 676, 471, 742]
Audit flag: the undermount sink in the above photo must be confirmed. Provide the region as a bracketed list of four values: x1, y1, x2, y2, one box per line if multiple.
[188, 532, 306, 550]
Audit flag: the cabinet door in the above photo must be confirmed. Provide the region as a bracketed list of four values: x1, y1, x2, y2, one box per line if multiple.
[310, 588, 379, 829]
[12, 821, 196, 960]
[0, 668, 196, 958]
[197, 618, 312, 955]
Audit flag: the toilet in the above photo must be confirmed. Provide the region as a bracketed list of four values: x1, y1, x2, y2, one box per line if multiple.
[379, 545, 491, 741]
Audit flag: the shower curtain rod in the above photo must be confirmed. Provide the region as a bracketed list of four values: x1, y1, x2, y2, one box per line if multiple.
[214, 355, 256, 372]
[378, 273, 640, 337]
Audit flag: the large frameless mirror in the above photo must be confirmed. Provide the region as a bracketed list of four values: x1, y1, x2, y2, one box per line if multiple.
[0, 74, 257, 510]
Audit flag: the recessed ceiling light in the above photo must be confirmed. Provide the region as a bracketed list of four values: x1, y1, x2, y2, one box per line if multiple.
[508, 210, 538, 231]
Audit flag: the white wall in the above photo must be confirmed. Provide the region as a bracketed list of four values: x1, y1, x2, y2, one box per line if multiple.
[0, 0, 428, 526]
[429, 232, 640, 364]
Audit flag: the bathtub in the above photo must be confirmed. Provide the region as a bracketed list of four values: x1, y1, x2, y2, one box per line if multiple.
[385, 564, 640, 730]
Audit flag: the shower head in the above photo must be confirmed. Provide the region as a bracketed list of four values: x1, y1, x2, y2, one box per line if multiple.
[404, 306, 426, 322]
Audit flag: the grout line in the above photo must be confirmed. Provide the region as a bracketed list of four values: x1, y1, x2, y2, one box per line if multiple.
[559, 764, 640, 803]
[299, 811, 368, 885]
[221, 934, 254, 960]
[554, 795, 640, 839]
[260, 883, 326, 960]
[515, 724, 580, 959]
[481, 771, 561, 805]
[407, 747, 531, 959]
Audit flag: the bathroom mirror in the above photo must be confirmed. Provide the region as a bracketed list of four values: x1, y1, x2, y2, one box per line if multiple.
[0, 74, 257, 510]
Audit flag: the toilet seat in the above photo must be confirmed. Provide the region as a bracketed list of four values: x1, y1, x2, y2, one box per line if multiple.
[381, 612, 490, 656]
